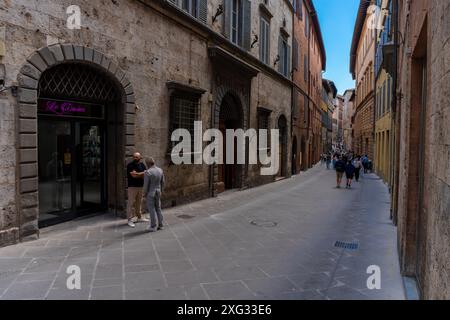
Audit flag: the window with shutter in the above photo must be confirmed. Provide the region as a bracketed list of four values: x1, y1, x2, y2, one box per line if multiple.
[231, 0, 242, 45]
[260, 16, 270, 64]
[224, 0, 232, 39]
[278, 35, 289, 77]
[304, 55, 308, 81]
[242, 0, 251, 50]
[199, 0, 207, 23]
[292, 38, 299, 71]
[182, 0, 199, 18]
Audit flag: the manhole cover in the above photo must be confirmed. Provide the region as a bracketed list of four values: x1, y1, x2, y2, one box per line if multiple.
[250, 219, 278, 228]
[177, 214, 195, 220]
[334, 241, 359, 250]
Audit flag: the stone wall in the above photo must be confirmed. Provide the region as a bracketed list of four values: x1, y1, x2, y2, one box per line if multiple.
[395, 0, 450, 300]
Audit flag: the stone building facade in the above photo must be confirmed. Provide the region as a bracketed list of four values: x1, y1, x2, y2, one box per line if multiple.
[0, 0, 297, 246]
[321, 79, 336, 154]
[291, 0, 326, 173]
[342, 89, 355, 152]
[332, 95, 344, 151]
[392, 0, 450, 300]
[350, 0, 375, 160]
[374, 0, 394, 187]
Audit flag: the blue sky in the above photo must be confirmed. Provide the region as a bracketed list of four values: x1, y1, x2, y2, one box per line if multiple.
[313, 0, 360, 94]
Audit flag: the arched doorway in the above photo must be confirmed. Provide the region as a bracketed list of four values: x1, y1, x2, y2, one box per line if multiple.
[36, 62, 123, 227]
[16, 44, 135, 235]
[278, 115, 288, 177]
[292, 136, 298, 175]
[218, 93, 243, 191]
[300, 137, 306, 171]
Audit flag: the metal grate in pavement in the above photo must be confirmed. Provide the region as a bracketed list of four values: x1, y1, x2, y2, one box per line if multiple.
[334, 241, 359, 250]
[177, 214, 195, 220]
[250, 219, 278, 228]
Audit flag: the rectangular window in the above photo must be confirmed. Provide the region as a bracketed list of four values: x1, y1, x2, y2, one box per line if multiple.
[258, 110, 271, 152]
[182, 0, 199, 18]
[281, 36, 289, 77]
[231, 0, 242, 45]
[304, 55, 308, 81]
[260, 16, 270, 65]
[170, 95, 200, 152]
[305, 12, 309, 37]
[298, 0, 303, 20]
[387, 76, 391, 112]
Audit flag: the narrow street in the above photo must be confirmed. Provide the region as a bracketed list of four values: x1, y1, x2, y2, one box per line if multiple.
[0, 165, 405, 300]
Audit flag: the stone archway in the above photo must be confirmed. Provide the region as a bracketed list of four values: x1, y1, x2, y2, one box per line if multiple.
[16, 44, 136, 240]
[212, 86, 249, 194]
[292, 136, 298, 175]
[277, 115, 288, 177]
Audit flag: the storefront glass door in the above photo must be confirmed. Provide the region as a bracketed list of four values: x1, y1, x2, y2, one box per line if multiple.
[38, 119, 74, 225]
[38, 118, 106, 227]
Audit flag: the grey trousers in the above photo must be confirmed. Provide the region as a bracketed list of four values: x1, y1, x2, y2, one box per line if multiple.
[146, 191, 163, 228]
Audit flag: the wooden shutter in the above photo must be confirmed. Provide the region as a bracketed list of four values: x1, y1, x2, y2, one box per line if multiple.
[278, 36, 283, 74]
[242, 0, 251, 50]
[199, 0, 208, 24]
[287, 44, 291, 78]
[293, 89, 299, 119]
[223, 0, 232, 39]
[292, 38, 298, 71]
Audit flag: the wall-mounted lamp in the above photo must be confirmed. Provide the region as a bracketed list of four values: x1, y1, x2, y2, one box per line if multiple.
[0, 84, 18, 97]
[250, 35, 258, 48]
[274, 55, 280, 67]
[212, 5, 224, 23]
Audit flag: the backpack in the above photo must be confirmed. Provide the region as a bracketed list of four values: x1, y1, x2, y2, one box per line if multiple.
[335, 161, 345, 172]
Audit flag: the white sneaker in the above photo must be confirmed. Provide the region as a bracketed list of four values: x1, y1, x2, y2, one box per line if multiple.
[147, 226, 156, 232]
[128, 220, 136, 228]
[137, 218, 150, 223]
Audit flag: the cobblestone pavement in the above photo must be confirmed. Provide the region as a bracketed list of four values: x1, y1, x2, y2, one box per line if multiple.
[0, 165, 405, 300]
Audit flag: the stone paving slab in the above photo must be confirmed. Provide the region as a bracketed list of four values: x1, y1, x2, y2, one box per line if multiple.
[0, 165, 405, 300]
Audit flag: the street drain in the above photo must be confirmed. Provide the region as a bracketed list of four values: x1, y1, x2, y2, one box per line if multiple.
[250, 219, 278, 228]
[334, 241, 359, 250]
[177, 214, 195, 220]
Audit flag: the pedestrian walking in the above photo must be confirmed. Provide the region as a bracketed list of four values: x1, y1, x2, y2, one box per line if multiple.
[143, 157, 165, 232]
[332, 154, 338, 169]
[362, 155, 369, 173]
[353, 156, 362, 182]
[345, 159, 356, 188]
[126, 152, 149, 228]
[326, 153, 332, 170]
[334, 156, 346, 189]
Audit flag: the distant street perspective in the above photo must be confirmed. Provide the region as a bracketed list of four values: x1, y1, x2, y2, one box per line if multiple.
[0, 0, 448, 301]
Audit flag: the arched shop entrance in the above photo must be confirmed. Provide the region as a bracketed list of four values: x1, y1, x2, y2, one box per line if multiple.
[16, 44, 135, 234]
[218, 93, 244, 191]
[277, 115, 288, 177]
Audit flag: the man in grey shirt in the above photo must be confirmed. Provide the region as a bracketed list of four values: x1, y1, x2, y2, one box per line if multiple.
[143, 158, 165, 232]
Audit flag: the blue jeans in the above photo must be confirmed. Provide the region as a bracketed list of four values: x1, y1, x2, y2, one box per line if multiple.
[147, 190, 163, 228]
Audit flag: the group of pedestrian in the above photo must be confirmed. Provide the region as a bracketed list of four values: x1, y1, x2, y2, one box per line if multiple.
[126, 153, 165, 232]
[333, 152, 370, 189]
[320, 153, 333, 170]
